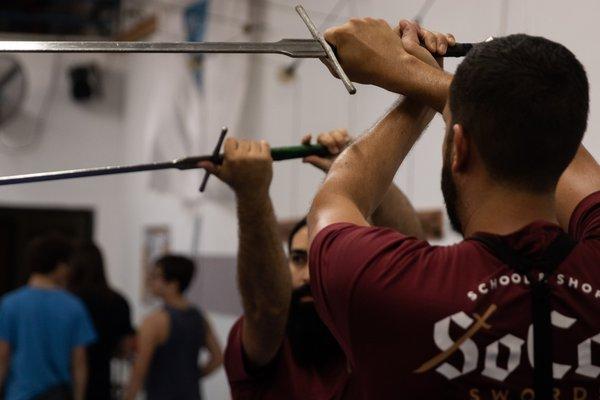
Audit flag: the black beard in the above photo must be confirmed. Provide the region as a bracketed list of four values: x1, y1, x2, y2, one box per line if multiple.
[287, 284, 342, 368]
[441, 146, 464, 236]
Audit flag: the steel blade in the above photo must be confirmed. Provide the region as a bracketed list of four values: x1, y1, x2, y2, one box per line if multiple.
[0, 144, 329, 186]
[0, 39, 326, 58]
[0, 161, 177, 186]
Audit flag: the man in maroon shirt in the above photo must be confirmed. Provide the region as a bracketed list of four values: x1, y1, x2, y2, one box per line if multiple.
[199, 123, 436, 398]
[308, 19, 600, 399]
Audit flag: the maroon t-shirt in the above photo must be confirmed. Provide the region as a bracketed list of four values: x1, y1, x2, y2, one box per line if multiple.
[309, 192, 600, 399]
[224, 317, 357, 399]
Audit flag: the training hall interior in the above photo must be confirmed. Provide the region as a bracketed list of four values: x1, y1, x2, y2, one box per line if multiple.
[0, 0, 599, 399]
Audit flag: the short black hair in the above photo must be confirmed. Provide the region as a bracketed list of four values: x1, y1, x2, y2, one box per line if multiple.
[288, 217, 307, 253]
[26, 234, 73, 275]
[449, 34, 589, 192]
[155, 254, 195, 293]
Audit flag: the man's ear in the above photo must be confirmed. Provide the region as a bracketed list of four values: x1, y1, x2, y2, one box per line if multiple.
[451, 124, 470, 173]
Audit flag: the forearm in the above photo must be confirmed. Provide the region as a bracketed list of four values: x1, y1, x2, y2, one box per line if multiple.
[123, 363, 146, 400]
[0, 362, 7, 389]
[237, 192, 291, 364]
[0, 343, 9, 391]
[72, 365, 87, 400]
[315, 99, 433, 223]
[200, 357, 221, 377]
[371, 184, 424, 238]
[385, 56, 453, 113]
[199, 325, 223, 378]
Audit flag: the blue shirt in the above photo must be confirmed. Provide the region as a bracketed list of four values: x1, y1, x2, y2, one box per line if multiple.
[0, 286, 97, 400]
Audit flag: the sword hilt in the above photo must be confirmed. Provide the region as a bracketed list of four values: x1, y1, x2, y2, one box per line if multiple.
[295, 5, 357, 95]
[176, 127, 331, 192]
[177, 143, 331, 169]
[199, 127, 228, 192]
[443, 42, 474, 57]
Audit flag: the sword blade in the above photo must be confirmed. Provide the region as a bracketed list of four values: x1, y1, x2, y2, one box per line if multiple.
[0, 145, 330, 186]
[0, 39, 326, 58]
[0, 161, 178, 186]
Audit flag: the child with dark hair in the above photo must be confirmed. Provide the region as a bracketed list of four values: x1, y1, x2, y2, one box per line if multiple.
[124, 254, 223, 400]
[0, 234, 96, 400]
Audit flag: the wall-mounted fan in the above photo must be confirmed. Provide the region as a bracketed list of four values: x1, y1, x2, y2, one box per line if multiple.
[0, 56, 25, 126]
[0, 55, 41, 150]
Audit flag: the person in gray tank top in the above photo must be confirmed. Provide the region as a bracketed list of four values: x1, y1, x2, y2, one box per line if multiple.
[123, 255, 223, 400]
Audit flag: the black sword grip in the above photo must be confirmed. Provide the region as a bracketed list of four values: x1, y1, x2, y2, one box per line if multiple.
[329, 40, 474, 60]
[443, 43, 474, 57]
[175, 144, 331, 170]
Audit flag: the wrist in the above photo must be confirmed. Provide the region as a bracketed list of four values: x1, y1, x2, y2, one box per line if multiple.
[395, 96, 436, 128]
[376, 53, 414, 91]
[387, 55, 450, 112]
[235, 187, 270, 204]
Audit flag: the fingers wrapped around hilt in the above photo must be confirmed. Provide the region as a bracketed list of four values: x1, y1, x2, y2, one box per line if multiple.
[178, 144, 331, 169]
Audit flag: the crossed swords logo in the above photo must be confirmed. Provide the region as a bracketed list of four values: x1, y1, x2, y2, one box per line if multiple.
[415, 304, 498, 374]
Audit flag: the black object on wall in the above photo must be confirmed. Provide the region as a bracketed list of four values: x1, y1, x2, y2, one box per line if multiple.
[0, 0, 121, 37]
[70, 64, 102, 102]
[0, 206, 93, 296]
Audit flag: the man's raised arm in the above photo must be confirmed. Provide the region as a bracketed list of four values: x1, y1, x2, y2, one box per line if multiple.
[304, 129, 425, 239]
[308, 20, 453, 242]
[200, 139, 290, 368]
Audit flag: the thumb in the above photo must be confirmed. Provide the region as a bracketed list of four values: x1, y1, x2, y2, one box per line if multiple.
[303, 156, 332, 172]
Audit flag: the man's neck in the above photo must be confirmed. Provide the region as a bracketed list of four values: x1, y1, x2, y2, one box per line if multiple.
[462, 185, 557, 238]
[162, 292, 189, 309]
[28, 274, 61, 289]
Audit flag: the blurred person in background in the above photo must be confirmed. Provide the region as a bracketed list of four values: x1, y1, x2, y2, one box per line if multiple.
[68, 241, 135, 400]
[0, 234, 96, 400]
[123, 254, 223, 400]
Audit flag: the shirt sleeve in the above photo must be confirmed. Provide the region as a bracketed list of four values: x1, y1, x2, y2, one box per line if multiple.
[224, 318, 250, 383]
[569, 190, 600, 241]
[224, 317, 278, 386]
[72, 302, 97, 347]
[0, 299, 12, 343]
[309, 222, 431, 365]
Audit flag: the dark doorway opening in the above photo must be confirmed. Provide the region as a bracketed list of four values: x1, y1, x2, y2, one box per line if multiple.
[0, 206, 93, 295]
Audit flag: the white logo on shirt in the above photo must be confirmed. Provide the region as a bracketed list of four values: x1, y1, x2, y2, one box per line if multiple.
[416, 307, 600, 383]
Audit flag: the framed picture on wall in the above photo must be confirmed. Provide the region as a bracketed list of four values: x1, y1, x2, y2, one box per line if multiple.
[141, 225, 170, 304]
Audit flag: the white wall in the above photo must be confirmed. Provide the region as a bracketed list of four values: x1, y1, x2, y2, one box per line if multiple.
[0, 51, 133, 291]
[2, 0, 600, 398]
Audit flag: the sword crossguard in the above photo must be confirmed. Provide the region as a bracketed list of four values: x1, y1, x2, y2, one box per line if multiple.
[295, 5, 357, 95]
[199, 127, 229, 192]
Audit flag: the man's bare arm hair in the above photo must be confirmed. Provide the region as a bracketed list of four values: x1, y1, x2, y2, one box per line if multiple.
[71, 346, 87, 400]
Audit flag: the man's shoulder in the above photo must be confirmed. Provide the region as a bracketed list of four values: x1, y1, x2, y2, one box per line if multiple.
[141, 308, 170, 333]
[313, 221, 480, 261]
[53, 289, 88, 309]
[0, 287, 30, 310]
[1, 286, 28, 300]
[225, 316, 244, 348]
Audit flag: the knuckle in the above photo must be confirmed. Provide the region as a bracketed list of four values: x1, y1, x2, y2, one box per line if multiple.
[403, 41, 419, 52]
[324, 27, 336, 40]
